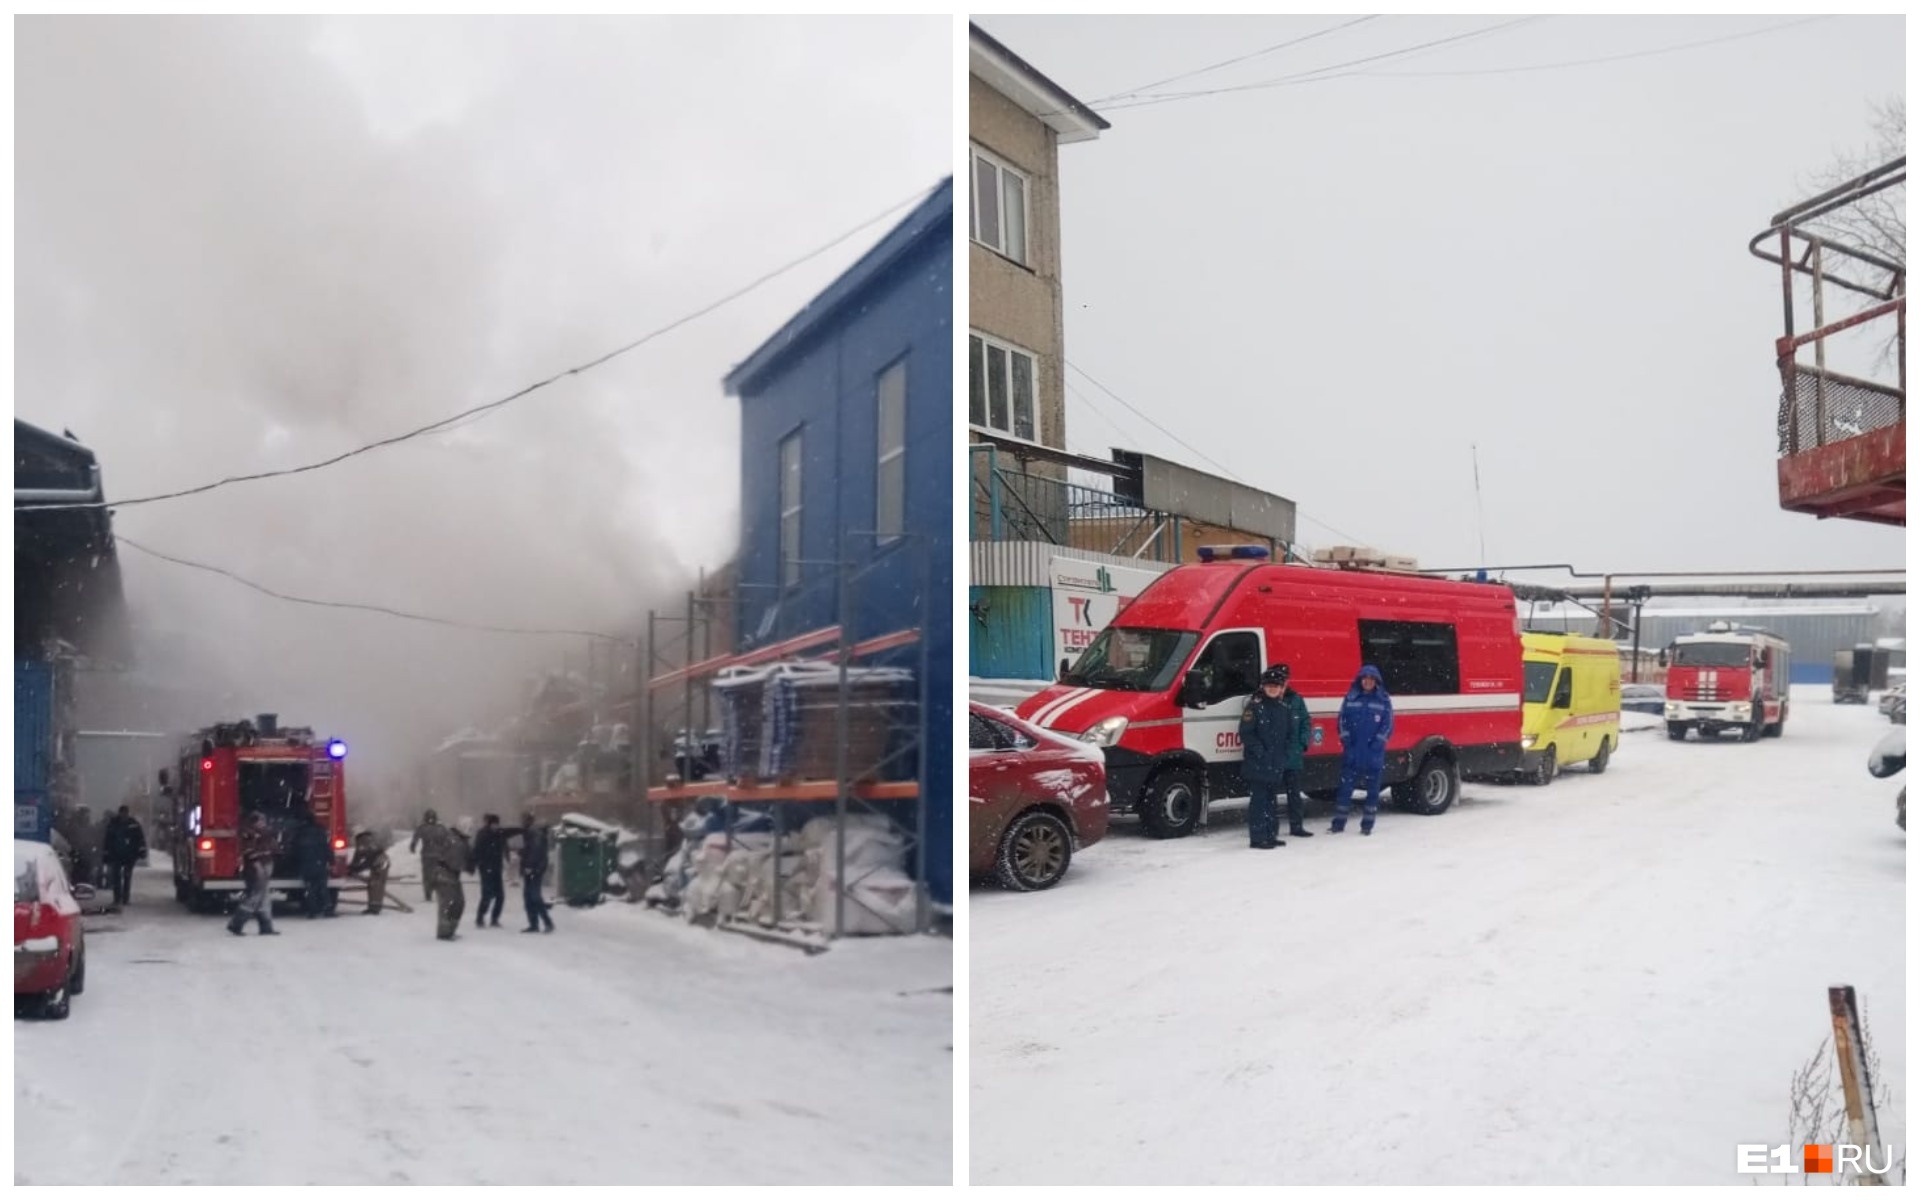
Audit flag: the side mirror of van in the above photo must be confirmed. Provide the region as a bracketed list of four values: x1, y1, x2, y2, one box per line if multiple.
[1657, 648, 1669, 667]
[1179, 672, 1206, 710]
[1059, 658, 1071, 682]
[157, 768, 171, 789]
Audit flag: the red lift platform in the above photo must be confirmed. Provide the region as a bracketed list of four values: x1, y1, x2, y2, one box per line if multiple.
[1750, 158, 1905, 526]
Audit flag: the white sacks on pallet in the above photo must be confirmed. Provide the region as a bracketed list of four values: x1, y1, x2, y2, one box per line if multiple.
[799, 815, 918, 936]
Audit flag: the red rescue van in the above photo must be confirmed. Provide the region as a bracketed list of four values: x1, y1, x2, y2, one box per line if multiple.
[1015, 548, 1524, 838]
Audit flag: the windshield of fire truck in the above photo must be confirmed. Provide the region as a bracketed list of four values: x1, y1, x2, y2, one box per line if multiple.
[238, 760, 312, 816]
[1060, 627, 1199, 693]
[1671, 643, 1753, 669]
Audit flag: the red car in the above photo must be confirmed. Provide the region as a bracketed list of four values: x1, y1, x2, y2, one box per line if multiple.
[15, 840, 90, 1020]
[970, 702, 1110, 891]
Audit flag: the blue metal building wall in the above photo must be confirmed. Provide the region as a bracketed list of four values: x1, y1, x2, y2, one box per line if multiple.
[731, 184, 953, 906]
[968, 586, 1053, 681]
[15, 659, 54, 841]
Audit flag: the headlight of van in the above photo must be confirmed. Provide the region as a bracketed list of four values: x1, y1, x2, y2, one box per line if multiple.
[1665, 703, 1681, 719]
[1080, 716, 1129, 747]
[1521, 735, 1536, 749]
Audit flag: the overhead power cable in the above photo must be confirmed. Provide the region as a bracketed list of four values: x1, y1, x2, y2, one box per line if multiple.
[117, 535, 625, 641]
[18, 180, 945, 515]
[1092, 15, 1383, 103]
[1356, 15, 1829, 78]
[1064, 360, 1370, 549]
[1098, 16, 1543, 113]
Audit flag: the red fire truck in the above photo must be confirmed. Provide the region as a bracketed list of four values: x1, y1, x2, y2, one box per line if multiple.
[163, 714, 352, 912]
[1661, 623, 1792, 743]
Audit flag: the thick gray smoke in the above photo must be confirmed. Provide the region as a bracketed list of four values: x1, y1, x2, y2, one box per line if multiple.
[16, 16, 951, 810]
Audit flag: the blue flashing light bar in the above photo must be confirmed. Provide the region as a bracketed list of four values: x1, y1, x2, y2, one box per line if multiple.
[326, 739, 348, 760]
[1197, 545, 1272, 562]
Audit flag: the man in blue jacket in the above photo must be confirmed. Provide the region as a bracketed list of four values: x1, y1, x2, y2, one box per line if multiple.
[1332, 665, 1394, 835]
[1240, 665, 1299, 849]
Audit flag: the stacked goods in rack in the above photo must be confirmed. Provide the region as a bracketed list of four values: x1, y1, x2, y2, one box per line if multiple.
[714, 661, 916, 785]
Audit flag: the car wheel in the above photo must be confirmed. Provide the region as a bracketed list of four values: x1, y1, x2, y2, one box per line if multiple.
[70, 948, 85, 997]
[995, 810, 1074, 892]
[40, 975, 71, 1021]
[1589, 737, 1611, 774]
[1138, 766, 1203, 839]
[1531, 746, 1557, 787]
[1394, 754, 1460, 815]
[1667, 723, 1688, 741]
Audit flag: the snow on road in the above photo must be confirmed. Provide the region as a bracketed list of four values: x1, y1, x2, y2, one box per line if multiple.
[16, 859, 951, 1185]
[970, 688, 1905, 1185]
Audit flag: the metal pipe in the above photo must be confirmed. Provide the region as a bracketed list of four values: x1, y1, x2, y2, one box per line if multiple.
[914, 537, 931, 937]
[1766, 156, 1905, 228]
[1423, 563, 1902, 580]
[833, 546, 852, 939]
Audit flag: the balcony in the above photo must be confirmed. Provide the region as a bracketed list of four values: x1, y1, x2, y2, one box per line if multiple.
[1751, 158, 1906, 526]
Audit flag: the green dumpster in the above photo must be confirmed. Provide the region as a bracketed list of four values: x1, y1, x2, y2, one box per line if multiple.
[555, 825, 618, 907]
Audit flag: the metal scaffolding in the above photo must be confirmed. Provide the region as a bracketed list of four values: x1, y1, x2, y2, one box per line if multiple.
[634, 537, 933, 940]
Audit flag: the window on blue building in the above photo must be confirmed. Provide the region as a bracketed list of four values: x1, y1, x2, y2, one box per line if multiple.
[877, 359, 907, 541]
[779, 429, 802, 589]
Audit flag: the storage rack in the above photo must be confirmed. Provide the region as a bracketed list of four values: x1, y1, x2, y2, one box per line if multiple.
[634, 540, 933, 938]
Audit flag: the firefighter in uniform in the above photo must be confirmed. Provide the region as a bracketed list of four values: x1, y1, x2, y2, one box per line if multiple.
[227, 812, 281, 936]
[421, 820, 473, 940]
[410, 809, 441, 903]
[346, 831, 391, 915]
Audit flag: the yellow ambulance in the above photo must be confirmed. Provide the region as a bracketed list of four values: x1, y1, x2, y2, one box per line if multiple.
[1518, 632, 1622, 785]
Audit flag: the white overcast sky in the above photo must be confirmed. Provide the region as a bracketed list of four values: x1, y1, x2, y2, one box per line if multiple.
[15, 16, 950, 782]
[975, 14, 1906, 582]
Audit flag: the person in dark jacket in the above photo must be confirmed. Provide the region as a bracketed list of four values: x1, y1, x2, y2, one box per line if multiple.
[1269, 666, 1316, 840]
[102, 805, 148, 908]
[1332, 665, 1395, 835]
[511, 812, 555, 933]
[69, 806, 104, 889]
[1240, 665, 1301, 849]
[471, 814, 508, 929]
[295, 813, 336, 918]
[227, 812, 280, 936]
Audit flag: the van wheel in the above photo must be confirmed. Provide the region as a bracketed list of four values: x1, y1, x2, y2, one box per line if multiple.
[1393, 755, 1460, 815]
[1589, 737, 1611, 774]
[1138, 767, 1203, 839]
[69, 949, 85, 996]
[995, 810, 1074, 891]
[1530, 746, 1557, 787]
[1667, 723, 1688, 741]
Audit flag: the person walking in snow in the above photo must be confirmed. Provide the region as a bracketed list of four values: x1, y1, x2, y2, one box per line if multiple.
[102, 805, 148, 909]
[419, 819, 472, 941]
[510, 812, 556, 933]
[472, 814, 508, 929]
[227, 811, 281, 936]
[410, 809, 441, 903]
[1240, 665, 1301, 849]
[1331, 665, 1394, 835]
[346, 831, 391, 915]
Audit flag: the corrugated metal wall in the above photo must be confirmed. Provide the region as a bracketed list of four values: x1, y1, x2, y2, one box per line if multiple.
[15, 659, 54, 840]
[969, 586, 1053, 680]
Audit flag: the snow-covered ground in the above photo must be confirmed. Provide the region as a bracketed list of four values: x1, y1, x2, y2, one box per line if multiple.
[16, 851, 950, 1185]
[970, 687, 1905, 1185]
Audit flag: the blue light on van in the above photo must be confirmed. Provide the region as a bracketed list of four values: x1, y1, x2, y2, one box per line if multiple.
[327, 740, 348, 760]
[1198, 544, 1271, 562]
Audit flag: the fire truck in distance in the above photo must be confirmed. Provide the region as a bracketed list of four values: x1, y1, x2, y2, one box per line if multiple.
[1660, 623, 1792, 743]
[161, 714, 352, 912]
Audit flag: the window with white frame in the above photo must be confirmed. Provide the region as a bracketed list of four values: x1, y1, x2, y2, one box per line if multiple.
[969, 332, 1038, 443]
[779, 429, 802, 589]
[970, 145, 1029, 265]
[876, 359, 907, 541]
